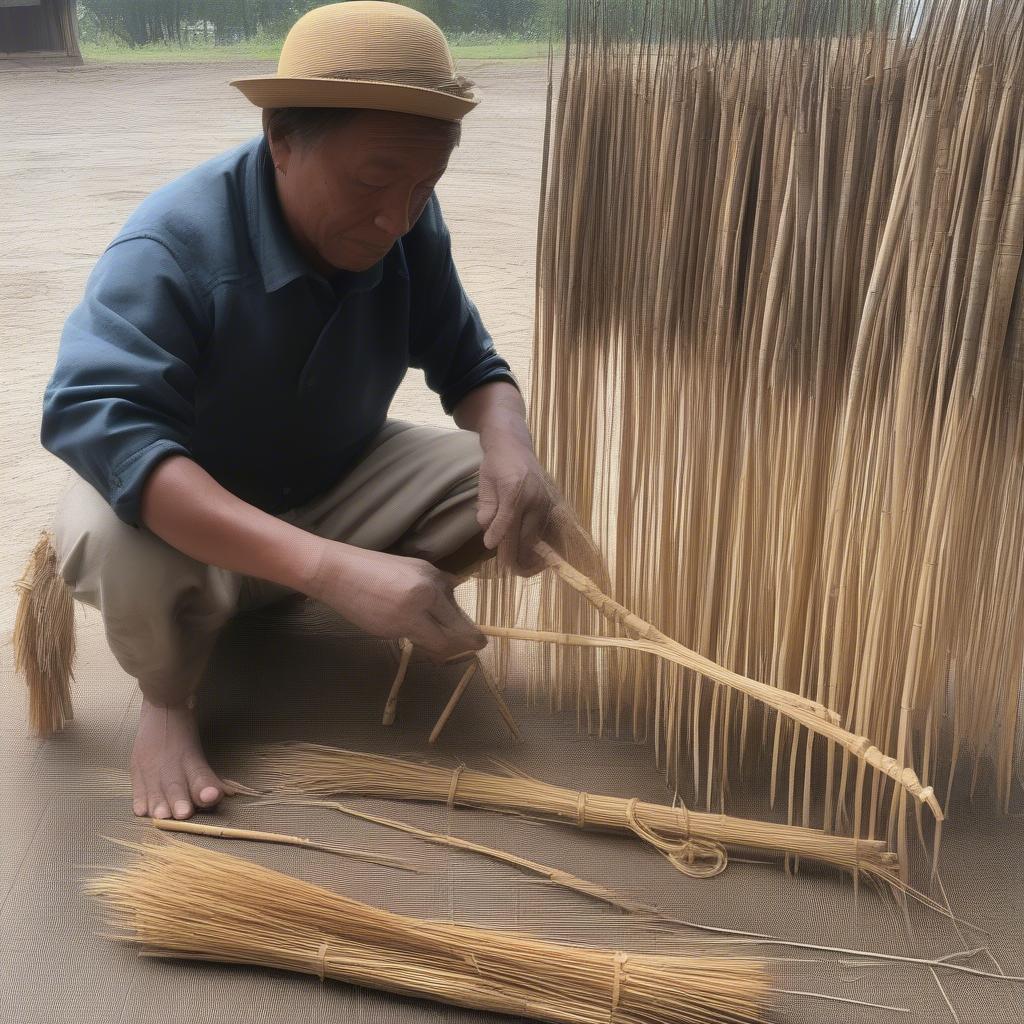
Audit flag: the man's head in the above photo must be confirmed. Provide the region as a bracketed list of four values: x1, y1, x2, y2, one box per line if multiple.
[264, 106, 461, 275]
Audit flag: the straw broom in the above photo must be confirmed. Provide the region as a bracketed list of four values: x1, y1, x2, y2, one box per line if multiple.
[87, 837, 771, 1024]
[12, 531, 75, 736]
[251, 743, 902, 883]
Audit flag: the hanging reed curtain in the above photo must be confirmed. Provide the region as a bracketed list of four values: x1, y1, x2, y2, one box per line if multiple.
[477, 0, 1024, 862]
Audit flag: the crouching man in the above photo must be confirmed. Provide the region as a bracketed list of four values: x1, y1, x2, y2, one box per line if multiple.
[35, 3, 559, 822]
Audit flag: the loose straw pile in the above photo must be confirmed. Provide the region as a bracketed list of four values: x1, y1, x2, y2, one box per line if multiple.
[475, 0, 1024, 874]
[87, 837, 770, 1024]
[252, 743, 901, 883]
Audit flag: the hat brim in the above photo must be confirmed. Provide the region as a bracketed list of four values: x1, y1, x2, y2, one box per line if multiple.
[230, 76, 478, 122]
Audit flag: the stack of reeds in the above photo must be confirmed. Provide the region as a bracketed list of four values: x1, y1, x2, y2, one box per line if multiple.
[476, 0, 1024, 869]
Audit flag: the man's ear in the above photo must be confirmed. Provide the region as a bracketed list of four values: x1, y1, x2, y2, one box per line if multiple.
[265, 123, 293, 175]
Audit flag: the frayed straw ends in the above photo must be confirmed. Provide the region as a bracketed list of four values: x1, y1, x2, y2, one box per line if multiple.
[13, 531, 76, 736]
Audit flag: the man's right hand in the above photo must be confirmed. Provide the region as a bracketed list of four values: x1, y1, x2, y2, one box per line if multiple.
[305, 542, 486, 661]
[140, 456, 486, 661]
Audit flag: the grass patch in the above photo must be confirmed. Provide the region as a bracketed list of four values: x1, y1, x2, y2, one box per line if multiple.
[81, 37, 553, 63]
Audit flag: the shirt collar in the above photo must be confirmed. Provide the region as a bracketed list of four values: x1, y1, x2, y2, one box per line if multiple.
[246, 135, 388, 298]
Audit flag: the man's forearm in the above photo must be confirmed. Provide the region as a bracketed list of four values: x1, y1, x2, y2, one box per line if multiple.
[140, 454, 325, 592]
[452, 380, 532, 448]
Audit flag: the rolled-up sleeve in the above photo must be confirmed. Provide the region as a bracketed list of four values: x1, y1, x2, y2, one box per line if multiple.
[406, 194, 519, 414]
[41, 234, 206, 527]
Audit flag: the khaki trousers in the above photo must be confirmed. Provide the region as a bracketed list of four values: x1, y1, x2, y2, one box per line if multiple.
[52, 420, 488, 706]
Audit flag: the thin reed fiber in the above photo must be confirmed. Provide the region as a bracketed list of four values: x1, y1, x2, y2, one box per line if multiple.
[476, 0, 1024, 874]
[86, 837, 771, 1024]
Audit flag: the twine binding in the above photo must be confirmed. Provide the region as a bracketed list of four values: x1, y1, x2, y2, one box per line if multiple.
[447, 764, 466, 810]
[624, 797, 728, 879]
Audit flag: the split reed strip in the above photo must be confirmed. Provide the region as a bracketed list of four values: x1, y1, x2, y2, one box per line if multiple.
[476, 0, 1024, 868]
[260, 797, 659, 917]
[149, 818, 422, 872]
[87, 837, 771, 1024]
[251, 743, 901, 882]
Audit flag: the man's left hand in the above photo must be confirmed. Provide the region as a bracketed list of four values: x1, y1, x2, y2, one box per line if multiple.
[452, 380, 562, 577]
[475, 435, 555, 576]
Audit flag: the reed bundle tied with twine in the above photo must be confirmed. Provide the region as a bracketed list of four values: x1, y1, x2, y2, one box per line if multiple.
[252, 742, 902, 884]
[476, 0, 1024, 871]
[87, 837, 770, 1024]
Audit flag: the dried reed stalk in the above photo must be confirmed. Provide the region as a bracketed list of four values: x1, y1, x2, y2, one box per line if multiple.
[87, 837, 771, 1024]
[427, 656, 524, 744]
[259, 797, 659, 917]
[149, 817, 423, 872]
[251, 743, 901, 883]
[475, 0, 1024, 874]
[13, 531, 75, 736]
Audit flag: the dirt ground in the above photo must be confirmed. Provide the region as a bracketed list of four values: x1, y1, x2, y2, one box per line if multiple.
[2, 59, 1023, 1024]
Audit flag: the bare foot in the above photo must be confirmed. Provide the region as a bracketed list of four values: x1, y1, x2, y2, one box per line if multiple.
[130, 696, 226, 819]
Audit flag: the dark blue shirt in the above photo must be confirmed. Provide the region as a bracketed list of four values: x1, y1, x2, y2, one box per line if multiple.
[41, 135, 518, 527]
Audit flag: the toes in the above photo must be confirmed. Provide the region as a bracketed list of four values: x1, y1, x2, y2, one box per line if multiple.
[148, 790, 171, 820]
[163, 777, 194, 820]
[131, 769, 148, 817]
[189, 774, 224, 809]
[184, 755, 225, 809]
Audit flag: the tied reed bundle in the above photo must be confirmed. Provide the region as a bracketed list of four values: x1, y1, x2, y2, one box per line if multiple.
[13, 531, 75, 736]
[87, 837, 771, 1024]
[475, 0, 1024, 876]
[252, 743, 902, 884]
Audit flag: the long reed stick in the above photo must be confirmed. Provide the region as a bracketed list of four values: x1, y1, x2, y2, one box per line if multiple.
[149, 817, 422, 872]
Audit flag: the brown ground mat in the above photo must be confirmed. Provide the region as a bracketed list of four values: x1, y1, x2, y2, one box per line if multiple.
[2, 599, 1022, 1024]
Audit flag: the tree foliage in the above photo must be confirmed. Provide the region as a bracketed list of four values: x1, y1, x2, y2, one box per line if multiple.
[76, 0, 563, 47]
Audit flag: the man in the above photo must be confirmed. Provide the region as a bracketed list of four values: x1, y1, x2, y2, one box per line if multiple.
[39, 3, 560, 823]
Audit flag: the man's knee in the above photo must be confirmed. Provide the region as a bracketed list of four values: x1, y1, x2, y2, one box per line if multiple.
[50, 474, 238, 643]
[53, 476, 131, 606]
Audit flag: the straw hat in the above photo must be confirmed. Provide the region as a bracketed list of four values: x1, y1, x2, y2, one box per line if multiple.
[230, 1, 478, 123]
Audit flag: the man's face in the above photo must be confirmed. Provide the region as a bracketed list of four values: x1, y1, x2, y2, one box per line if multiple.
[270, 110, 458, 274]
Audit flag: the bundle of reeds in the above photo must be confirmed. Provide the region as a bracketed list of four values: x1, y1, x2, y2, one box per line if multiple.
[13, 531, 75, 736]
[252, 742, 902, 883]
[87, 837, 770, 1024]
[476, 0, 1024, 870]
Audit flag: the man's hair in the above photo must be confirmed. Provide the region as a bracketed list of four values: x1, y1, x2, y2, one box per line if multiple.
[262, 107, 462, 148]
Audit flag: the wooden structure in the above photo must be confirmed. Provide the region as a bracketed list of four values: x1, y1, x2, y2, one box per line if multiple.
[0, 0, 81, 63]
